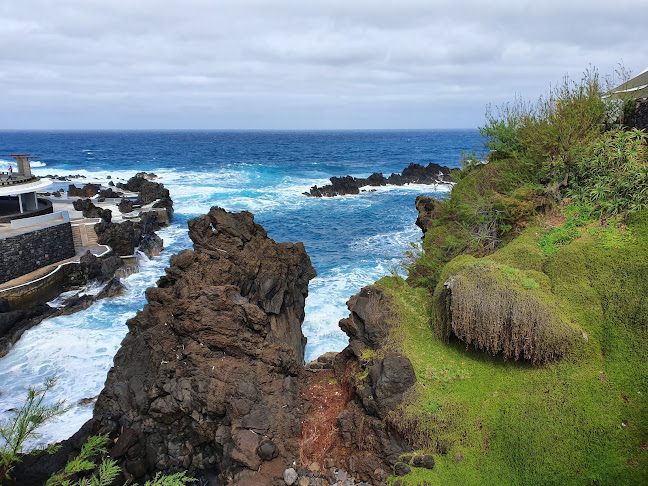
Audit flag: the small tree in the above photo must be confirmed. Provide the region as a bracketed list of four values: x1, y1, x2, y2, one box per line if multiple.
[518, 69, 609, 197]
[0, 376, 68, 480]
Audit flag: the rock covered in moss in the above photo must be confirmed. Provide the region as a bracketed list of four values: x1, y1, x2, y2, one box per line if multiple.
[435, 261, 580, 364]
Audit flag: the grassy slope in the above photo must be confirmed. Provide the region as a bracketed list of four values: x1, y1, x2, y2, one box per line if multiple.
[378, 210, 648, 485]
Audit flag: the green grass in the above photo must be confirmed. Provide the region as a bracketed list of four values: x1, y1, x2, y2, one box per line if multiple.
[377, 209, 648, 485]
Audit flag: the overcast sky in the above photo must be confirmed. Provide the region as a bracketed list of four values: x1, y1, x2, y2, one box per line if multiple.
[1, 0, 646, 129]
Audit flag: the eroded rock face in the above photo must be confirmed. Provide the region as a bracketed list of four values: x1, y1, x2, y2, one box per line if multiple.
[414, 195, 438, 235]
[89, 207, 316, 483]
[332, 286, 418, 484]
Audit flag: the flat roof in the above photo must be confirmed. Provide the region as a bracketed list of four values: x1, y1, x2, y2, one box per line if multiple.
[0, 178, 53, 196]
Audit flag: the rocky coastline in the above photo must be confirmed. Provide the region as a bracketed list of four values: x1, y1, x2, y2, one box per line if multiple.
[10, 202, 437, 486]
[305, 162, 455, 197]
[0, 172, 174, 357]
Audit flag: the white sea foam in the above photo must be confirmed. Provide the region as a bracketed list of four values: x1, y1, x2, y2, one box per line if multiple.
[0, 224, 188, 448]
[303, 259, 395, 362]
[362, 182, 453, 194]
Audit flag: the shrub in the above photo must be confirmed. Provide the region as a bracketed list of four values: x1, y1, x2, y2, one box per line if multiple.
[567, 128, 648, 215]
[434, 261, 578, 364]
[0, 376, 68, 480]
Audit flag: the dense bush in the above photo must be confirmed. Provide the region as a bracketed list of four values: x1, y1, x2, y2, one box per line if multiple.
[567, 128, 648, 214]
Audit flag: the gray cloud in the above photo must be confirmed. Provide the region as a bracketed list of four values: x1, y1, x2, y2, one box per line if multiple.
[1, 0, 646, 129]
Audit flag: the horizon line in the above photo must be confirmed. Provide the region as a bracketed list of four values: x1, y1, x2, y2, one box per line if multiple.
[0, 127, 479, 132]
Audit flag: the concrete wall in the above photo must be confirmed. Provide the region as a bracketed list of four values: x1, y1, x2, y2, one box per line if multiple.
[11, 210, 69, 229]
[0, 197, 53, 224]
[0, 222, 76, 285]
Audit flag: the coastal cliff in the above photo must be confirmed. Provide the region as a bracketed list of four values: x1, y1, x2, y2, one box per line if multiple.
[72, 207, 314, 485]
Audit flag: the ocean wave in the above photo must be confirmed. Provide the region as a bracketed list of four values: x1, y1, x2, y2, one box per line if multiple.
[0, 223, 187, 448]
[302, 260, 394, 362]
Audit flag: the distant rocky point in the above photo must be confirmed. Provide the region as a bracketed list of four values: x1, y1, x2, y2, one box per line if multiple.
[305, 162, 455, 197]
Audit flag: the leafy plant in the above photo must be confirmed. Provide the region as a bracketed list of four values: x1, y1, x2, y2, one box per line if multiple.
[0, 376, 68, 480]
[46, 434, 117, 486]
[567, 128, 648, 215]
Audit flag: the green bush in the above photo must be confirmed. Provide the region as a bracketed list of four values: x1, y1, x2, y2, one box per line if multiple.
[1, 379, 195, 486]
[567, 128, 648, 215]
[0, 376, 68, 480]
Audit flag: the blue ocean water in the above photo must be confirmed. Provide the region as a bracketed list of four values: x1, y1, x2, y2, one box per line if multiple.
[0, 130, 485, 444]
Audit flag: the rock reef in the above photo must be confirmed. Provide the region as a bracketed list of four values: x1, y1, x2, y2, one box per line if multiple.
[305, 162, 454, 197]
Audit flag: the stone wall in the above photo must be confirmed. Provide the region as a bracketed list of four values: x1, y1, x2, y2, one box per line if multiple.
[0, 222, 76, 285]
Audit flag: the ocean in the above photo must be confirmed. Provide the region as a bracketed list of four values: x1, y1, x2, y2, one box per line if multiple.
[0, 129, 486, 446]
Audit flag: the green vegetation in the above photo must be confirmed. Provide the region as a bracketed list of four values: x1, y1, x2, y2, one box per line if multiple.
[0, 376, 67, 481]
[386, 68, 648, 484]
[0, 378, 195, 486]
[46, 434, 120, 486]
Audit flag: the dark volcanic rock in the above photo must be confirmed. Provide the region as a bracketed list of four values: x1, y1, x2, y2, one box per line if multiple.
[305, 163, 454, 197]
[73, 199, 112, 222]
[95, 221, 138, 256]
[332, 286, 419, 484]
[118, 198, 134, 213]
[338, 286, 393, 352]
[96, 209, 167, 257]
[414, 195, 438, 235]
[68, 183, 101, 198]
[401, 453, 435, 469]
[138, 233, 164, 259]
[118, 173, 170, 205]
[98, 187, 121, 199]
[81, 207, 316, 483]
[117, 173, 174, 220]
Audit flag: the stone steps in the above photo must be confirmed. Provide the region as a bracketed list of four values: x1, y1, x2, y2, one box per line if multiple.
[71, 224, 99, 247]
[71, 225, 82, 247]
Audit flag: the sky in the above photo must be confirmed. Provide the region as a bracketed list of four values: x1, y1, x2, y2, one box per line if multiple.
[1, 0, 646, 130]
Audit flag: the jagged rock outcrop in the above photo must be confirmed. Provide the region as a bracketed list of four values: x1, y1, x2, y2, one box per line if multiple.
[118, 173, 171, 206]
[95, 220, 139, 256]
[72, 198, 112, 222]
[115, 173, 174, 220]
[118, 198, 134, 213]
[138, 233, 164, 259]
[331, 286, 419, 484]
[76, 207, 316, 484]
[414, 195, 438, 235]
[95, 211, 165, 256]
[305, 163, 454, 197]
[68, 183, 101, 198]
[98, 187, 122, 199]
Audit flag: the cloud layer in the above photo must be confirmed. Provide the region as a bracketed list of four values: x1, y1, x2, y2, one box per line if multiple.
[1, 0, 646, 129]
